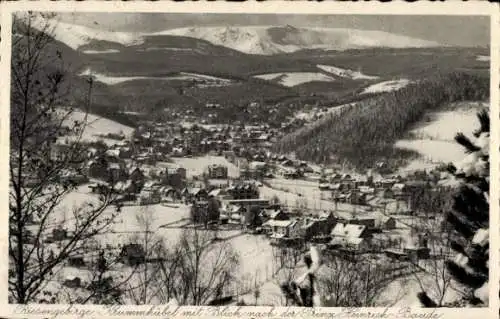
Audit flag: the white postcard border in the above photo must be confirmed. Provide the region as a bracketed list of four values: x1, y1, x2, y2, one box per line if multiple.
[0, 1, 498, 318]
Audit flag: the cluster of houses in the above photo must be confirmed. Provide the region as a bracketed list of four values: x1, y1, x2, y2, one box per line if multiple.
[127, 120, 282, 159]
[197, 191, 430, 260]
[50, 139, 192, 206]
[51, 115, 442, 265]
[222, 153, 315, 180]
[318, 171, 440, 206]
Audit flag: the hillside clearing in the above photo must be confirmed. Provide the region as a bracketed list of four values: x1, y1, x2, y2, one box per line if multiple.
[476, 55, 490, 62]
[60, 110, 134, 145]
[396, 101, 487, 172]
[317, 64, 379, 80]
[253, 72, 336, 87]
[361, 79, 411, 94]
[78, 68, 233, 85]
[83, 49, 120, 54]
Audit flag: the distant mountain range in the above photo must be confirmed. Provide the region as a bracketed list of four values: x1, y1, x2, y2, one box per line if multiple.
[31, 18, 443, 55]
[18, 16, 488, 132]
[15, 16, 490, 172]
[157, 25, 443, 55]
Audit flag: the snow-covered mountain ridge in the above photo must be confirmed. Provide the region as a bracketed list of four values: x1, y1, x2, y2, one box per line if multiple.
[28, 18, 443, 55]
[157, 26, 442, 55]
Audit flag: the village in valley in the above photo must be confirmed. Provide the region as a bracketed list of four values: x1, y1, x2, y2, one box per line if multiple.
[9, 10, 490, 308]
[42, 110, 458, 305]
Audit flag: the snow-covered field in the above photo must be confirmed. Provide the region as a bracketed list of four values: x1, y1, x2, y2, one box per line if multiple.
[293, 103, 353, 123]
[361, 79, 411, 94]
[253, 72, 336, 87]
[137, 47, 195, 52]
[378, 264, 462, 307]
[237, 247, 457, 307]
[29, 16, 144, 50]
[47, 184, 277, 302]
[231, 234, 275, 281]
[79, 68, 232, 85]
[171, 155, 240, 178]
[317, 64, 379, 80]
[396, 102, 487, 172]
[60, 110, 134, 145]
[396, 140, 466, 167]
[82, 49, 120, 54]
[261, 180, 367, 218]
[477, 55, 490, 62]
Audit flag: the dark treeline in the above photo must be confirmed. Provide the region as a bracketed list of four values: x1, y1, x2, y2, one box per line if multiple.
[409, 185, 455, 216]
[274, 72, 489, 170]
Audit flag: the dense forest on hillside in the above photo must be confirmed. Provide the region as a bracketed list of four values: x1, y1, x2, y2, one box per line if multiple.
[274, 72, 489, 170]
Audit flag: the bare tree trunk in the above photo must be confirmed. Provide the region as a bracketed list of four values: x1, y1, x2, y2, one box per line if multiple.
[9, 13, 117, 303]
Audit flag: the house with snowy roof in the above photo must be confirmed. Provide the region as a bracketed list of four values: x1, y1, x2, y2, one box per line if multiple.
[105, 149, 121, 159]
[329, 223, 372, 252]
[264, 219, 300, 240]
[264, 208, 289, 221]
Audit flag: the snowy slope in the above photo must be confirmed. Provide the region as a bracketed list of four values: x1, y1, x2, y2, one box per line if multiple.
[59, 109, 134, 145]
[28, 17, 144, 50]
[317, 64, 379, 80]
[79, 68, 233, 85]
[361, 79, 412, 94]
[254, 72, 336, 87]
[27, 17, 442, 55]
[477, 55, 490, 62]
[395, 101, 487, 172]
[156, 26, 442, 55]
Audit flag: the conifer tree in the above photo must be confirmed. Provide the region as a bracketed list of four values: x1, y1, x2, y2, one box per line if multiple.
[418, 109, 489, 307]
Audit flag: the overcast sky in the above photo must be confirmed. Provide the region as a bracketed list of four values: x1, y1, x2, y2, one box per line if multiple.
[57, 13, 490, 47]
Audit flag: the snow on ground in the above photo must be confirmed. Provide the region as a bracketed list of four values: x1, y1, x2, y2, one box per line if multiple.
[59, 109, 134, 145]
[82, 49, 120, 54]
[396, 140, 465, 166]
[396, 102, 487, 172]
[477, 55, 490, 62]
[51, 185, 276, 301]
[181, 72, 232, 82]
[137, 47, 195, 52]
[155, 26, 440, 56]
[230, 235, 275, 283]
[361, 79, 411, 94]
[28, 17, 440, 56]
[171, 155, 240, 178]
[113, 204, 191, 233]
[378, 265, 462, 307]
[405, 104, 482, 141]
[79, 68, 233, 86]
[317, 64, 379, 80]
[253, 72, 336, 87]
[261, 181, 366, 218]
[238, 248, 458, 307]
[293, 103, 353, 123]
